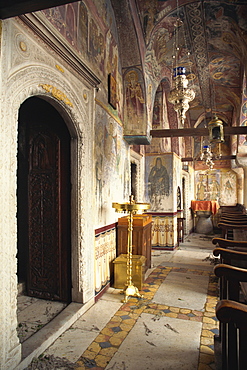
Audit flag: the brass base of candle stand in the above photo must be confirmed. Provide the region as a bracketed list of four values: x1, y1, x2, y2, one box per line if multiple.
[122, 284, 143, 303]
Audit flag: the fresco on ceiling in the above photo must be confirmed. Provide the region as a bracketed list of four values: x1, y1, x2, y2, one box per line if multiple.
[209, 55, 240, 87]
[139, 0, 246, 129]
[124, 68, 146, 133]
[195, 169, 237, 206]
[95, 107, 129, 226]
[145, 154, 174, 212]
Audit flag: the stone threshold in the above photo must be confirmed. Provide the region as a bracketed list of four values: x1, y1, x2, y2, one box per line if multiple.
[15, 299, 94, 370]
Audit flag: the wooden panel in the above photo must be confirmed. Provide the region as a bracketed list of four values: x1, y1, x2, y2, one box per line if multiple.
[28, 130, 60, 299]
[117, 214, 152, 271]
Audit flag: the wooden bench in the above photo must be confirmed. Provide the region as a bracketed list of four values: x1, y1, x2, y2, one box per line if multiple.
[217, 204, 247, 239]
[212, 237, 247, 251]
[214, 263, 247, 370]
[216, 299, 247, 370]
[213, 242, 247, 369]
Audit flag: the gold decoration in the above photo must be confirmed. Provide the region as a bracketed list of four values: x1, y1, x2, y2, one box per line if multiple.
[168, 67, 195, 126]
[55, 64, 64, 73]
[19, 41, 27, 52]
[39, 84, 73, 107]
[112, 195, 150, 302]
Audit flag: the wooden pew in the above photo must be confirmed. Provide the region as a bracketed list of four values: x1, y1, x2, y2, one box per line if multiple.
[219, 204, 246, 215]
[217, 205, 247, 236]
[212, 237, 247, 251]
[217, 221, 247, 240]
[214, 263, 247, 370]
[216, 299, 247, 370]
[213, 244, 247, 369]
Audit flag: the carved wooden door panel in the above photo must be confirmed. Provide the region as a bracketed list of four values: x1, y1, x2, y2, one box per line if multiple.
[18, 97, 71, 302]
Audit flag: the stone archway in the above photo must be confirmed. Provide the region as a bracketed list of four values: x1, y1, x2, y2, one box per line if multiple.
[1, 63, 96, 367]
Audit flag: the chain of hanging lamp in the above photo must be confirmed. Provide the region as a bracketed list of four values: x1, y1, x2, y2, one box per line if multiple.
[168, 0, 195, 126]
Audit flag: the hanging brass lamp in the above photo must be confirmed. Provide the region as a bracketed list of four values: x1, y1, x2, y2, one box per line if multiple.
[168, 67, 195, 126]
[208, 115, 224, 143]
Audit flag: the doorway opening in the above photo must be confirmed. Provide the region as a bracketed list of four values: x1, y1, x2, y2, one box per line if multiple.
[17, 96, 72, 341]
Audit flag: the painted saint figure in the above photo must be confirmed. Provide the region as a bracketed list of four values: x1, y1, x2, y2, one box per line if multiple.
[148, 157, 169, 210]
[197, 175, 206, 201]
[125, 70, 144, 126]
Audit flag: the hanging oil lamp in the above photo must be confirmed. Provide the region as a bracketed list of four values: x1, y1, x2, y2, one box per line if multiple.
[168, 67, 195, 126]
[208, 115, 224, 143]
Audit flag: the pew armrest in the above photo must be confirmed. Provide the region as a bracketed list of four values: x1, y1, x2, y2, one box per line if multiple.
[216, 299, 247, 329]
[214, 263, 247, 282]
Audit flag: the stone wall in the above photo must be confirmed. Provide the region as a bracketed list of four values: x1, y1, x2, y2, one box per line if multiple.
[0, 16, 98, 368]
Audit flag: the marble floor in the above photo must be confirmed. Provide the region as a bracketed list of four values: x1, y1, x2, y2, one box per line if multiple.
[18, 233, 220, 370]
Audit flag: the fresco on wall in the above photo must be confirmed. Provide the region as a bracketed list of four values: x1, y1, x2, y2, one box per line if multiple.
[220, 171, 237, 206]
[196, 172, 220, 202]
[238, 76, 247, 151]
[95, 107, 129, 226]
[195, 170, 236, 205]
[152, 85, 163, 129]
[124, 68, 146, 133]
[146, 155, 173, 211]
[42, 1, 122, 118]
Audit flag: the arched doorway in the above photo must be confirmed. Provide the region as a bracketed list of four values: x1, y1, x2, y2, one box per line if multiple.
[17, 96, 71, 303]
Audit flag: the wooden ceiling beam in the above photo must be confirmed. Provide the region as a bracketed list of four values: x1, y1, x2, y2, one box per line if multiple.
[182, 155, 236, 162]
[150, 126, 247, 138]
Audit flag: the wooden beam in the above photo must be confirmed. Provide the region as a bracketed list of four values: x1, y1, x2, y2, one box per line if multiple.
[182, 155, 236, 162]
[150, 126, 247, 138]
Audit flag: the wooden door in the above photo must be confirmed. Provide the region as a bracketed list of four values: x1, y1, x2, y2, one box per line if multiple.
[17, 97, 71, 302]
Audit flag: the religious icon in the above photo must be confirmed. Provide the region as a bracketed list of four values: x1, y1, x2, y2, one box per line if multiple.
[148, 157, 170, 210]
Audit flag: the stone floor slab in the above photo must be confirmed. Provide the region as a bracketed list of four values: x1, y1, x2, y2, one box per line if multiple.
[45, 327, 97, 362]
[44, 298, 122, 362]
[153, 271, 209, 311]
[105, 313, 202, 370]
[71, 299, 122, 331]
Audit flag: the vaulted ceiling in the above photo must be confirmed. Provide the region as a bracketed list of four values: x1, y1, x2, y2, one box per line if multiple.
[133, 0, 247, 130]
[111, 0, 246, 134]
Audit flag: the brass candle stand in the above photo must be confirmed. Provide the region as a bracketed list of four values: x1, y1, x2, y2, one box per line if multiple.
[113, 196, 150, 302]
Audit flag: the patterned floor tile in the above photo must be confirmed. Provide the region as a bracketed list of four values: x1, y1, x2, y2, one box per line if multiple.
[76, 263, 219, 370]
